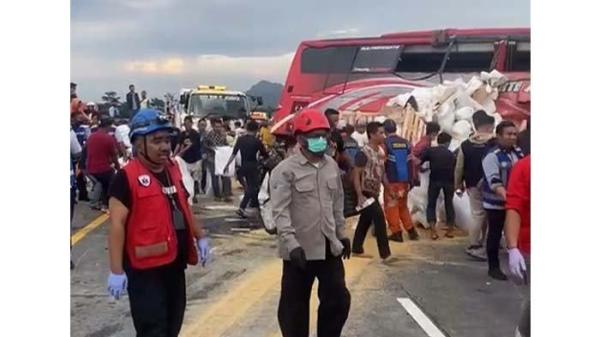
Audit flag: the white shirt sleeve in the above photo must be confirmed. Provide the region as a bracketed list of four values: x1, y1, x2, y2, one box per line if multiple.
[70, 130, 82, 156]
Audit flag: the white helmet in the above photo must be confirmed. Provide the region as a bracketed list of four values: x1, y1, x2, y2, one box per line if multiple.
[87, 101, 96, 106]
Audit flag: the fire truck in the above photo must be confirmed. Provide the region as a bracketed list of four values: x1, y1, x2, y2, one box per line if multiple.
[178, 85, 263, 127]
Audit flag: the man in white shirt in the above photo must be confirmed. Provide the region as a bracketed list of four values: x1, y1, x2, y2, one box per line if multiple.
[351, 119, 368, 148]
[114, 119, 132, 159]
[140, 90, 150, 109]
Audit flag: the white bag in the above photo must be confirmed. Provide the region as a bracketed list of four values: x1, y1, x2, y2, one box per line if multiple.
[214, 146, 235, 177]
[174, 156, 194, 205]
[437, 109, 455, 134]
[455, 106, 475, 122]
[435, 193, 476, 231]
[258, 172, 277, 234]
[451, 120, 473, 141]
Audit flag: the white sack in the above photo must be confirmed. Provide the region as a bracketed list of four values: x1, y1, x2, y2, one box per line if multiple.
[434, 193, 476, 231]
[455, 106, 475, 121]
[214, 146, 235, 177]
[258, 172, 276, 234]
[451, 120, 473, 141]
[449, 139, 463, 152]
[407, 171, 430, 228]
[174, 156, 194, 205]
[437, 109, 455, 134]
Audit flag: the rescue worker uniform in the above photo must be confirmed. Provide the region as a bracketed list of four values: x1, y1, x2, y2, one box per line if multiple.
[270, 109, 351, 337]
[383, 134, 418, 241]
[109, 159, 198, 337]
[482, 145, 524, 279]
[107, 109, 210, 337]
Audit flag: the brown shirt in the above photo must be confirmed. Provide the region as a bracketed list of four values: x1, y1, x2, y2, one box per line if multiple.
[269, 153, 346, 261]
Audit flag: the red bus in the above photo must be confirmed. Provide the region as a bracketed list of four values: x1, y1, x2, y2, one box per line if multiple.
[271, 28, 530, 136]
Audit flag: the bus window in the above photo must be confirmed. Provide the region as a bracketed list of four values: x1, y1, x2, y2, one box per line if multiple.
[507, 42, 530, 72]
[395, 43, 496, 73]
[300, 46, 357, 94]
[300, 46, 357, 74]
[351, 45, 402, 73]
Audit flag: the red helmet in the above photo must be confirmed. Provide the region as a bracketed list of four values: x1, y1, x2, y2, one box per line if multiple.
[293, 109, 331, 135]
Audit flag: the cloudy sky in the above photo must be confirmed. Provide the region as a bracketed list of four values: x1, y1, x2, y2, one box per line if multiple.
[71, 0, 530, 102]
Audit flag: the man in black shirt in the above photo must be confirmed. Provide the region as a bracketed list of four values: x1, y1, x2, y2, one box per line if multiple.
[175, 116, 203, 203]
[420, 132, 456, 240]
[197, 119, 209, 194]
[224, 120, 268, 218]
[455, 110, 495, 260]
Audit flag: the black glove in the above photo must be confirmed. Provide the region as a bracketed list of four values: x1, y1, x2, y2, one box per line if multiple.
[289, 247, 307, 271]
[341, 238, 351, 260]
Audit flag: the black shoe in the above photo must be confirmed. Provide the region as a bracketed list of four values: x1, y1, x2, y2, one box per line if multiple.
[488, 268, 508, 281]
[236, 209, 248, 218]
[192, 196, 199, 204]
[71, 260, 75, 270]
[388, 232, 404, 243]
[407, 228, 420, 241]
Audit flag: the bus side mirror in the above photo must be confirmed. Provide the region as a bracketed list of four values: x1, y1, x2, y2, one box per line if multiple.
[256, 97, 263, 106]
[180, 94, 189, 110]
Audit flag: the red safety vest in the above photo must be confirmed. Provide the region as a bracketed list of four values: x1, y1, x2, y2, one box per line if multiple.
[123, 159, 198, 270]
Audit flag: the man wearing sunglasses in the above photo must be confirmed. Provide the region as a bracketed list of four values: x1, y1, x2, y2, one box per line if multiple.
[270, 108, 351, 337]
[106, 109, 211, 337]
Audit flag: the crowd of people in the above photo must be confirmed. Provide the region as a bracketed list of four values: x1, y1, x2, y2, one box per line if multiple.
[70, 81, 530, 337]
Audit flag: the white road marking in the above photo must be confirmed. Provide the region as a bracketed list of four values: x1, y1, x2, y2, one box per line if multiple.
[397, 297, 446, 337]
[203, 205, 238, 210]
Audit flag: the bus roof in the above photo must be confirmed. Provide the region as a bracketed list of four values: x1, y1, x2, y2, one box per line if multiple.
[300, 27, 529, 47]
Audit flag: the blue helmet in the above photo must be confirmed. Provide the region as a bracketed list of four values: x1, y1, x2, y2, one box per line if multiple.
[129, 109, 174, 140]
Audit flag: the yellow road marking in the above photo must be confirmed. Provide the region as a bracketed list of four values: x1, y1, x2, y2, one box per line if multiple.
[181, 260, 281, 337]
[71, 214, 109, 246]
[182, 217, 375, 337]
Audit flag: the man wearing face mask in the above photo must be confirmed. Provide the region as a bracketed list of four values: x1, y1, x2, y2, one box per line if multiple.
[270, 108, 351, 337]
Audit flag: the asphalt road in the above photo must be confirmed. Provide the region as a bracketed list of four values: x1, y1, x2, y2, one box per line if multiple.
[71, 192, 525, 337]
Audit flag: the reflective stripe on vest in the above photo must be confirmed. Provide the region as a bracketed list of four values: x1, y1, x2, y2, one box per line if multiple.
[482, 147, 524, 208]
[384, 136, 410, 183]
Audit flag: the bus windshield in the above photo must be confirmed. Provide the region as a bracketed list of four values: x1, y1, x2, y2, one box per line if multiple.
[188, 94, 248, 119]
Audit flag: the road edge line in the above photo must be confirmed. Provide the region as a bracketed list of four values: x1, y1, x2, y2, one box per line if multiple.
[71, 214, 109, 246]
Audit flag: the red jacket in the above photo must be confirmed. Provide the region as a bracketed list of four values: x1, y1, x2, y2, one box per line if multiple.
[505, 156, 530, 255]
[123, 159, 198, 270]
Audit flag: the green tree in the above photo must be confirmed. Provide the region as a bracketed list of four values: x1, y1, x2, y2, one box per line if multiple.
[150, 97, 165, 111]
[101, 91, 121, 106]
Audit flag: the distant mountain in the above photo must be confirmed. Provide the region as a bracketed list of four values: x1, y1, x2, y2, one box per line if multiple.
[245, 80, 284, 111]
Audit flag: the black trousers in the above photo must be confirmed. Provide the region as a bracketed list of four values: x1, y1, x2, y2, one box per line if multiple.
[200, 159, 208, 193]
[76, 171, 89, 200]
[125, 263, 187, 337]
[426, 180, 455, 226]
[486, 209, 506, 271]
[239, 163, 260, 210]
[352, 199, 391, 259]
[70, 187, 76, 222]
[91, 170, 114, 207]
[278, 245, 351, 337]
